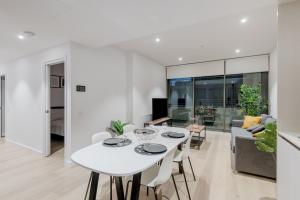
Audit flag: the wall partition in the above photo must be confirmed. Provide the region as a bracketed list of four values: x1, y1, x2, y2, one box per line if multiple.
[167, 55, 269, 131]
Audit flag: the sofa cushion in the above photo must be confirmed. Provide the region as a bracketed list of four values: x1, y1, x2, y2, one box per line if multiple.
[261, 114, 272, 124]
[231, 127, 253, 147]
[231, 127, 253, 138]
[247, 124, 260, 132]
[264, 117, 276, 125]
[242, 116, 262, 129]
[251, 124, 265, 133]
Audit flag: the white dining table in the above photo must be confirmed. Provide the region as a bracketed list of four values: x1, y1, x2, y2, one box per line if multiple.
[71, 126, 189, 200]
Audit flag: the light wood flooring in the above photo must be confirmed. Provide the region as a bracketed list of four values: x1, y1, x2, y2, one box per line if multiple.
[0, 131, 276, 200]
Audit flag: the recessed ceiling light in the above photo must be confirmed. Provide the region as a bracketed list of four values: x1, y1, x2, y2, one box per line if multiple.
[240, 18, 248, 24]
[17, 31, 35, 40]
[17, 35, 25, 40]
[155, 37, 160, 43]
[235, 49, 241, 54]
[178, 57, 183, 61]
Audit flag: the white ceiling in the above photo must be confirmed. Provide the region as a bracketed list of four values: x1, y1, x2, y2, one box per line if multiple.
[0, 0, 277, 63]
[117, 5, 278, 66]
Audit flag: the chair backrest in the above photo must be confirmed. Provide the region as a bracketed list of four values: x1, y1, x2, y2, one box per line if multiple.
[92, 131, 112, 144]
[155, 148, 177, 185]
[182, 134, 192, 160]
[123, 124, 136, 133]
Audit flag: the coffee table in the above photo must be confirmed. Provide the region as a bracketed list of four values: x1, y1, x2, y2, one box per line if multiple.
[186, 124, 206, 149]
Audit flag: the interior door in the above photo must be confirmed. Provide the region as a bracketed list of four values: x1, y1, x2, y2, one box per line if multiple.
[45, 65, 51, 156]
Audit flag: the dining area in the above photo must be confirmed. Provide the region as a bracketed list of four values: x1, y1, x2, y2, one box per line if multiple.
[71, 125, 197, 200]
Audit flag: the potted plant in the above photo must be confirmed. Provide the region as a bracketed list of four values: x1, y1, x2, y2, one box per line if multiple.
[239, 84, 266, 116]
[255, 122, 277, 161]
[107, 120, 127, 136]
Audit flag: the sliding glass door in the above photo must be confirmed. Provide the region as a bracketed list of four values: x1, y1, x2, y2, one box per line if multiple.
[194, 76, 224, 130]
[225, 75, 243, 131]
[168, 78, 194, 127]
[167, 72, 268, 131]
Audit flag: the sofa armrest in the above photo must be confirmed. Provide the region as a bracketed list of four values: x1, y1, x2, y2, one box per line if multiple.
[231, 119, 244, 128]
[234, 136, 276, 178]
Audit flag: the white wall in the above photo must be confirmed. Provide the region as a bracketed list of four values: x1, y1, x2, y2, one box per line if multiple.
[69, 43, 129, 154]
[70, 46, 166, 153]
[278, 1, 300, 132]
[131, 53, 166, 127]
[269, 48, 278, 118]
[0, 63, 5, 74]
[3, 44, 70, 153]
[0, 42, 166, 161]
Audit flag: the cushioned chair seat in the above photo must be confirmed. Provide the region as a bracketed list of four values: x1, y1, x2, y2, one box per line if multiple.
[231, 127, 253, 146]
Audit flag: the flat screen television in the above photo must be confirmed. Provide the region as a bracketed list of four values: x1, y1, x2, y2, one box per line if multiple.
[152, 98, 168, 120]
[177, 98, 186, 106]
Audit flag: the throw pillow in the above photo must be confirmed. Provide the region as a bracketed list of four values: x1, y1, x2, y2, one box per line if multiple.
[247, 124, 260, 132]
[242, 116, 262, 129]
[251, 124, 265, 134]
[261, 114, 272, 124]
[264, 117, 276, 125]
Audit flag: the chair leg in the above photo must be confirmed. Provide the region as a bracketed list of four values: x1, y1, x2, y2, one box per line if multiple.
[110, 176, 113, 200]
[147, 187, 149, 196]
[171, 174, 181, 200]
[125, 180, 132, 200]
[153, 187, 158, 200]
[182, 163, 192, 200]
[188, 156, 196, 181]
[84, 172, 92, 200]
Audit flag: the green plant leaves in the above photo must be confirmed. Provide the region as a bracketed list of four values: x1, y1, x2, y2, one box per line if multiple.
[255, 122, 277, 154]
[111, 120, 126, 135]
[239, 84, 265, 116]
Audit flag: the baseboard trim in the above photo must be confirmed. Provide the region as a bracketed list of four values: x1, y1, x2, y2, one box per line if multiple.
[6, 138, 43, 155]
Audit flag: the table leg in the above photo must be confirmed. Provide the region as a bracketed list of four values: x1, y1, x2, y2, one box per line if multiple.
[198, 131, 201, 150]
[178, 161, 184, 174]
[88, 172, 99, 200]
[177, 144, 184, 174]
[115, 177, 125, 200]
[130, 172, 142, 200]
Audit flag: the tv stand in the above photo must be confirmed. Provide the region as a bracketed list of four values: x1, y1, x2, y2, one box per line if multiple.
[144, 117, 172, 127]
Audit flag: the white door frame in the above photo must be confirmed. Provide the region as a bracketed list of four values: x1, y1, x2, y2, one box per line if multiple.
[44, 57, 70, 161]
[0, 75, 4, 138]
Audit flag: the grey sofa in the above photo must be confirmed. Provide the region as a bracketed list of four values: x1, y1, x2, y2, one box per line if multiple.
[230, 116, 276, 179]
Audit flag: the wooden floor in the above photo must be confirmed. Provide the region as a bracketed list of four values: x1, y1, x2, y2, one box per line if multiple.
[0, 131, 276, 200]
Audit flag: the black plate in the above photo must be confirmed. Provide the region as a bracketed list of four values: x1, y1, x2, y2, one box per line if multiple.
[166, 132, 185, 138]
[142, 143, 167, 154]
[134, 128, 156, 135]
[103, 138, 125, 145]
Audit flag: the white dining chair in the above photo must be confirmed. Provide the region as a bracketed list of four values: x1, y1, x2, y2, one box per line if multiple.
[125, 148, 180, 200]
[85, 131, 112, 200]
[123, 124, 136, 133]
[173, 134, 196, 200]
